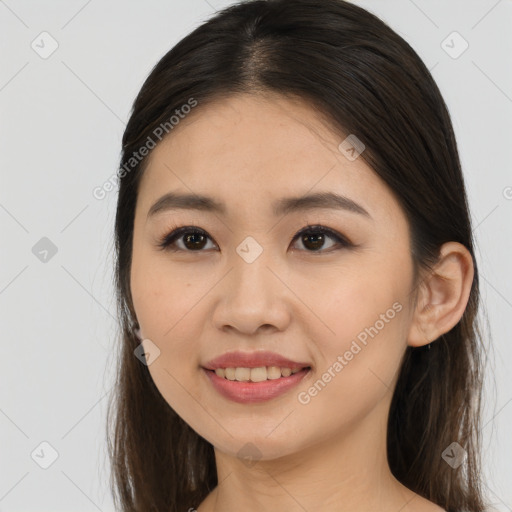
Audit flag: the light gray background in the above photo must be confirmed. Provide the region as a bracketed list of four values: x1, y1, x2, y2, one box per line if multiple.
[1, 0, 511, 510]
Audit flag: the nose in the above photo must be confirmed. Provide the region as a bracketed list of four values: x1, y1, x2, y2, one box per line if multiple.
[211, 246, 292, 336]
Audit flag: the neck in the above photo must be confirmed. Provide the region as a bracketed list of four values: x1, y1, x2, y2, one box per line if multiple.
[198, 395, 422, 512]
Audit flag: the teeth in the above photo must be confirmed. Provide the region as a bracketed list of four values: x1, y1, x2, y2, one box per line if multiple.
[235, 367, 250, 382]
[213, 366, 304, 382]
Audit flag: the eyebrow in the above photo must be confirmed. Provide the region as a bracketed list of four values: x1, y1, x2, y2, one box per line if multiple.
[147, 191, 371, 219]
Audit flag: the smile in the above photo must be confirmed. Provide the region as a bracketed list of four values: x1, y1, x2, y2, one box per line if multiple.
[202, 366, 311, 404]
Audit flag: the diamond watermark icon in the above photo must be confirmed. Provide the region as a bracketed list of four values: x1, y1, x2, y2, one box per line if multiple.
[237, 442, 262, 468]
[31, 31, 59, 59]
[338, 134, 365, 161]
[441, 31, 468, 59]
[31, 441, 59, 469]
[441, 441, 467, 469]
[134, 338, 161, 366]
[236, 236, 263, 264]
[32, 237, 58, 263]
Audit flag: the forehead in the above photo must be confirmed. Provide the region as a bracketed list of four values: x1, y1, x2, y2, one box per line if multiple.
[137, 93, 404, 227]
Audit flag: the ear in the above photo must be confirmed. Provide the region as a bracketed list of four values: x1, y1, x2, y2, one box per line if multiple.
[407, 242, 474, 348]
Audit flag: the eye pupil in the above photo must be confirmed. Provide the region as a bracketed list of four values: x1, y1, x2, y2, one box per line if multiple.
[184, 232, 207, 250]
[302, 232, 325, 251]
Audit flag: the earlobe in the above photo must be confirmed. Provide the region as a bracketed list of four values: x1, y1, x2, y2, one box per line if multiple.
[407, 242, 474, 348]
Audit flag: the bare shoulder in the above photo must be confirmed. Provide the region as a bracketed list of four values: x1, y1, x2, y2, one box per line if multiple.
[399, 489, 446, 512]
[414, 497, 446, 512]
[409, 501, 446, 512]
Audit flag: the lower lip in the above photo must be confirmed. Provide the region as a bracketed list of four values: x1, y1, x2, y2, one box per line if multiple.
[202, 367, 310, 404]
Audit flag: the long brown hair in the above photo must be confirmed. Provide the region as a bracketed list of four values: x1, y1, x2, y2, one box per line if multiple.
[106, 1, 491, 510]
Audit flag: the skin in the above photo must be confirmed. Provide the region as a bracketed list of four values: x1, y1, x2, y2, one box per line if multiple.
[130, 92, 473, 512]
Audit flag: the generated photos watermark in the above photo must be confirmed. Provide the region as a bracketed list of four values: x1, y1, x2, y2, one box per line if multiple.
[297, 301, 403, 405]
[93, 97, 198, 200]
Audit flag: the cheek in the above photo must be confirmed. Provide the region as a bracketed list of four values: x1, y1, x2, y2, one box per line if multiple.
[301, 251, 412, 387]
[293, 284, 408, 440]
[131, 247, 205, 339]
[131, 256, 208, 423]
[303, 265, 404, 337]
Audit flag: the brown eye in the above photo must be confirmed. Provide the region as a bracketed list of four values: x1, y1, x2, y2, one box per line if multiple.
[157, 224, 351, 254]
[158, 227, 216, 252]
[299, 231, 328, 251]
[291, 225, 351, 253]
[181, 232, 209, 250]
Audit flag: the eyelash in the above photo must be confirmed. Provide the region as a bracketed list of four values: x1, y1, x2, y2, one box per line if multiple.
[156, 223, 352, 254]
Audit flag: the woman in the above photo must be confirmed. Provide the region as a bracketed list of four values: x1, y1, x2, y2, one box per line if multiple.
[107, 1, 489, 511]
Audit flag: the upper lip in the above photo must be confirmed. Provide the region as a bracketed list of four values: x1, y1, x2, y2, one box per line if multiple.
[203, 350, 311, 370]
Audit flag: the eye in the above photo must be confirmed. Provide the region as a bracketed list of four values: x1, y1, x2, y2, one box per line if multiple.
[156, 224, 352, 253]
[291, 224, 352, 253]
[157, 225, 216, 252]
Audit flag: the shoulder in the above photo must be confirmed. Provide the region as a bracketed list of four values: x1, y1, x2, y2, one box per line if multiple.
[402, 492, 446, 512]
[417, 502, 446, 512]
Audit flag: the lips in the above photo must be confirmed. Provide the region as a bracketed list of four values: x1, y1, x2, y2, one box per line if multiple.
[203, 366, 310, 404]
[203, 350, 311, 371]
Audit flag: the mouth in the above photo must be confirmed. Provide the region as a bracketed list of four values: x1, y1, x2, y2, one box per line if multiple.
[202, 366, 312, 404]
[208, 365, 310, 382]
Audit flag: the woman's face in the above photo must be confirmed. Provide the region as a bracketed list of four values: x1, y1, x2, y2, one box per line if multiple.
[130, 93, 418, 461]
